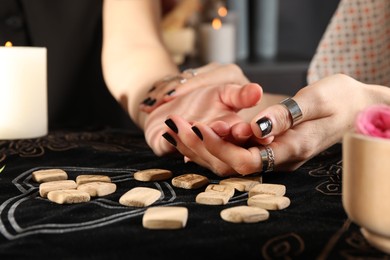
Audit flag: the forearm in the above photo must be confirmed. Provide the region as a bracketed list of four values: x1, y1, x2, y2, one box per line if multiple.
[103, 47, 178, 129]
[102, 0, 179, 129]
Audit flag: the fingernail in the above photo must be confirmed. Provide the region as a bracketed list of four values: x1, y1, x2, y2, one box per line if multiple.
[191, 126, 203, 140]
[256, 117, 272, 137]
[165, 89, 176, 96]
[162, 132, 177, 146]
[141, 97, 156, 106]
[165, 119, 178, 133]
[141, 97, 151, 105]
[146, 98, 156, 106]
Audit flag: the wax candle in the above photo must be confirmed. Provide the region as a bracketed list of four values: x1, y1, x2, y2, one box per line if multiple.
[199, 17, 236, 64]
[0, 42, 47, 139]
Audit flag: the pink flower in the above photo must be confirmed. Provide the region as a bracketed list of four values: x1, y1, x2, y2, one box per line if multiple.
[355, 105, 390, 139]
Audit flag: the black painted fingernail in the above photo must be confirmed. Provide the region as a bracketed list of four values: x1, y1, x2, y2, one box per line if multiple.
[165, 119, 178, 133]
[148, 86, 156, 93]
[256, 117, 272, 137]
[146, 98, 156, 106]
[141, 97, 151, 105]
[165, 89, 176, 96]
[191, 126, 203, 140]
[162, 132, 177, 146]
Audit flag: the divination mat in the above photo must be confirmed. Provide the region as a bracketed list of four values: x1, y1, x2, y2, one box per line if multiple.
[0, 128, 388, 259]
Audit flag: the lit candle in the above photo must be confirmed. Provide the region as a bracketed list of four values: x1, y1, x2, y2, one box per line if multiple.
[199, 14, 236, 64]
[0, 42, 47, 139]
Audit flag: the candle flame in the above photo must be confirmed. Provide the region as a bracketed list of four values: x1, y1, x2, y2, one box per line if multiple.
[5, 41, 12, 47]
[212, 18, 222, 30]
[218, 6, 228, 17]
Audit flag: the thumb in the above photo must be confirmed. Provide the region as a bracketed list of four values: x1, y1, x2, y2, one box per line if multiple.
[219, 83, 263, 110]
[250, 96, 308, 139]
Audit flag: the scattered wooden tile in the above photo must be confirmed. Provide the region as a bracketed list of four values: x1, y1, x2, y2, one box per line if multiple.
[220, 205, 269, 223]
[134, 168, 173, 182]
[47, 189, 90, 204]
[39, 180, 77, 198]
[77, 182, 117, 197]
[219, 177, 261, 192]
[32, 169, 68, 183]
[76, 175, 111, 185]
[119, 187, 161, 207]
[247, 194, 291, 210]
[171, 173, 209, 189]
[248, 183, 286, 197]
[142, 206, 188, 229]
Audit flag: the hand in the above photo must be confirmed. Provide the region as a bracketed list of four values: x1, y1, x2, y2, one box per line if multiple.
[139, 63, 250, 113]
[165, 74, 387, 176]
[143, 83, 263, 156]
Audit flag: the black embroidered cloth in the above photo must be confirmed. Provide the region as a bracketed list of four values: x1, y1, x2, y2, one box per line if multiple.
[0, 128, 388, 259]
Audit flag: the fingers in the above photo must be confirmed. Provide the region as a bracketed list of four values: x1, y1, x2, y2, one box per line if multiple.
[159, 114, 325, 176]
[190, 122, 263, 176]
[186, 121, 318, 175]
[140, 63, 250, 113]
[161, 115, 236, 176]
[230, 122, 253, 143]
[139, 75, 188, 113]
[250, 76, 353, 140]
[208, 120, 231, 138]
[173, 63, 250, 97]
[140, 63, 220, 113]
[219, 83, 263, 111]
[250, 102, 294, 139]
[250, 91, 322, 139]
[208, 121, 253, 145]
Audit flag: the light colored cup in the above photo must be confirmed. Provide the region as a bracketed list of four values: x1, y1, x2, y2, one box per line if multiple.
[342, 132, 390, 254]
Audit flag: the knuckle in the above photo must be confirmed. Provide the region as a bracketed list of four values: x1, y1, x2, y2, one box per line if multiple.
[273, 106, 292, 131]
[211, 163, 233, 177]
[234, 163, 257, 176]
[225, 64, 244, 77]
[287, 138, 316, 162]
[232, 155, 259, 176]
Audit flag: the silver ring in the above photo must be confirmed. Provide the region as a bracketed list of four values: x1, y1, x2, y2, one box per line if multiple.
[156, 75, 187, 85]
[280, 98, 303, 127]
[259, 146, 275, 172]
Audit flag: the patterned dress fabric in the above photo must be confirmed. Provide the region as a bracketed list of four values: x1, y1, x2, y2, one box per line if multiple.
[307, 0, 390, 86]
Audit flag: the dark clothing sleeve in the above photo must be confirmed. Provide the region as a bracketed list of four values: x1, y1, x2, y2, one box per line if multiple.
[0, 0, 138, 131]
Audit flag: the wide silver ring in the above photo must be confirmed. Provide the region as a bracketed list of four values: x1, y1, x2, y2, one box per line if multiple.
[280, 97, 303, 127]
[259, 146, 275, 172]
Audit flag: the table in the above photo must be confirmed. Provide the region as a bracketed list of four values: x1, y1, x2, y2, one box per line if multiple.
[0, 128, 388, 259]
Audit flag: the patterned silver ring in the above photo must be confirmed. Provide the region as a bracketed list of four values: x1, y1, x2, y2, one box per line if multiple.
[259, 146, 275, 172]
[280, 97, 303, 127]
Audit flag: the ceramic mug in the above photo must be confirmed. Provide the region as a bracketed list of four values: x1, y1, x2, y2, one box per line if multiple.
[343, 131, 390, 254]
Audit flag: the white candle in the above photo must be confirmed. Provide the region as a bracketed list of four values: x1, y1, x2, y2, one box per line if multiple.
[199, 18, 236, 64]
[0, 43, 47, 140]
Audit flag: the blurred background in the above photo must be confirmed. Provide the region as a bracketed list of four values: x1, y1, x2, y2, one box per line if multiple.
[162, 0, 341, 95]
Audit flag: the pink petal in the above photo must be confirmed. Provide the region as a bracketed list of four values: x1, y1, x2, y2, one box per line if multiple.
[355, 105, 390, 139]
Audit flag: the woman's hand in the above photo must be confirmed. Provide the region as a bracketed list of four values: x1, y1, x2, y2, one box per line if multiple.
[143, 83, 263, 156]
[139, 63, 250, 113]
[164, 74, 390, 176]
